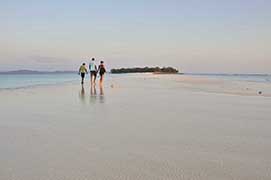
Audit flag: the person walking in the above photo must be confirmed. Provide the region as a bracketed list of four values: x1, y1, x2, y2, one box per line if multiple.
[98, 61, 106, 85]
[78, 63, 88, 84]
[89, 58, 97, 85]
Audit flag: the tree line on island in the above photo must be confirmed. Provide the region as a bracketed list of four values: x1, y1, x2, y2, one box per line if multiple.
[111, 67, 179, 74]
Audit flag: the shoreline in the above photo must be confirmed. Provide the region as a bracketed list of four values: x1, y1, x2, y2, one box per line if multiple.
[1, 74, 271, 97]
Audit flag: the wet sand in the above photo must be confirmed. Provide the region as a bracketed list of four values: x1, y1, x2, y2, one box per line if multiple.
[0, 74, 271, 180]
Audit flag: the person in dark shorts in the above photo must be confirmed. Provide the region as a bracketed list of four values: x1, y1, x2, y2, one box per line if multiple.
[98, 61, 106, 84]
[78, 63, 88, 84]
[89, 58, 97, 85]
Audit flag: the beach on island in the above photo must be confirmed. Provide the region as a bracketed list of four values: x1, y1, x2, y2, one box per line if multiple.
[0, 74, 271, 180]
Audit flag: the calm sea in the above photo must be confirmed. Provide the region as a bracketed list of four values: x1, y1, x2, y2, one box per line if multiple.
[0, 73, 270, 89]
[0, 73, 78, 89]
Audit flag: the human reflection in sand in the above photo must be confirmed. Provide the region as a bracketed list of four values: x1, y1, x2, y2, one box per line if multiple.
[90, 84, 97, 104]
[89, 83, 105, 104]
[79, 84, 86, 104]
[99, 83, 105, 103]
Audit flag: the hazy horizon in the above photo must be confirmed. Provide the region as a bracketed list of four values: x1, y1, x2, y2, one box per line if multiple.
[1, 0, 271, 73]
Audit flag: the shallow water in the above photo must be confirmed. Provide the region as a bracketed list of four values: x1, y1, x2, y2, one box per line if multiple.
[0, 73, 78, 89]
[1, 73, 271, 90]
[0, 74, 271, 180]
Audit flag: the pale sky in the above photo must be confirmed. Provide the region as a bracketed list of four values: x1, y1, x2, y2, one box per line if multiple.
[1, 0, 271, 73]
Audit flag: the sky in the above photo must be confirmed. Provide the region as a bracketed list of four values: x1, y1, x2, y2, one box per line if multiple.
[1, 0, 271, 73]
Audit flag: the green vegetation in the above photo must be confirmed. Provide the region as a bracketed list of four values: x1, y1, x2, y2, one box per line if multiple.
[111, 67, 179, 74]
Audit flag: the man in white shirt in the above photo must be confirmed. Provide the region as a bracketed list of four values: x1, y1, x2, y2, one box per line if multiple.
[89, 58, 97, 85]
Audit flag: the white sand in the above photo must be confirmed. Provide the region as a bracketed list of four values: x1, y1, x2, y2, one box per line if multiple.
[0, 74, 271, 180]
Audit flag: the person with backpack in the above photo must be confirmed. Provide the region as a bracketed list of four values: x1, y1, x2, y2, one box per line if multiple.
[89, 58, 98, 85]
[98, 61, 106, 85]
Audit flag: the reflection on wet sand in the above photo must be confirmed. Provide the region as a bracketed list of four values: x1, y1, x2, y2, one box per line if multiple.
[99, 84, 105, 103]
[88, 84, 105, 104]
[79, 84, 86, 103]
[90, 84, 97, 103]
[90, 84, 97, 96]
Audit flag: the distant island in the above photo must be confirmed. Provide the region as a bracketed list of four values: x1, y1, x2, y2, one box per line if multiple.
[0, 70, 76, 75]
[111, 67, 179, 74]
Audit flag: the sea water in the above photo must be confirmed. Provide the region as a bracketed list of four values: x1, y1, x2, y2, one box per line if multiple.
[0, 73, 79, 89]
[0, 73, 270, 89]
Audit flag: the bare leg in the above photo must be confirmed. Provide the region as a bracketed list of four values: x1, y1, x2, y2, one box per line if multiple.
[99, 75, 103, 85]
[90, 74, 93, 84]
[94, 73, 97, 84]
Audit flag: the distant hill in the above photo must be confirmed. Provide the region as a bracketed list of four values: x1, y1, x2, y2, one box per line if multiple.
[111, 67, 179, 74]
[0, 70, 76, 74]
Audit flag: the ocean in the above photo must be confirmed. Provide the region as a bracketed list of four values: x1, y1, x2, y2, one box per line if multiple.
[0, 73, 270, 89]
[0, 73, 78, 89]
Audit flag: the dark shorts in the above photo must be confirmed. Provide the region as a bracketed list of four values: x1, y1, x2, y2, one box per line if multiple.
[99, 72, 105, 76]
[80, 73, 85, 78]
[90, 71, 97, 77]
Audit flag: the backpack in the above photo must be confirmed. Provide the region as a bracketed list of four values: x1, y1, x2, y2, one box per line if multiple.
[100, 65, 106, 74]
[89, 62, 96, 71]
